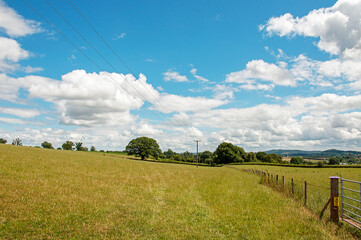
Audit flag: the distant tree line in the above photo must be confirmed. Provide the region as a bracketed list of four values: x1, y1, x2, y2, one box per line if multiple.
[2, 136, 361, 166]
[154, 141, 284, 165]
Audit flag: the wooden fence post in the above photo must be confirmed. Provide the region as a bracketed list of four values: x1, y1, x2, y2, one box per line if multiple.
[291, 178, 294, 194]
[304, 181, 307, 206]
[329, 176, 340, 223]
[282, 176, 285, 188]
[276, 175, 279, 184]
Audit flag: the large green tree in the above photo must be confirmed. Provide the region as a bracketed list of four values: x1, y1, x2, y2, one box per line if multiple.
[125, 137, 161, 160]
[290, 156, 304, 164]
[62, 141, 74, 150]
[200, 151, 213, 163]
[41, 141, 53, 149]
[0, 138, 7, 144]
[213, 142, 246, 164]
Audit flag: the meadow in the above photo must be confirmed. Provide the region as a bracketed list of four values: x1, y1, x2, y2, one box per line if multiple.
[0, 144, 357, 239]
[233, 164, 361, 234]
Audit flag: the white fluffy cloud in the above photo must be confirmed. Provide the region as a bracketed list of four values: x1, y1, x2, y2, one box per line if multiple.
[0, 0, 41, 37]
[0, 106, 40, 118]
[163, 70, 189, 82]
[225, 59, 296, 89]
[155, 94, 228, 113]
[0, 37, 29, 72]
[261, 0, 361, 57]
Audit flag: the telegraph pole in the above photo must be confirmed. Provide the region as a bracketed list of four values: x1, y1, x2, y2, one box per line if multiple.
[194, 140, 201, 168]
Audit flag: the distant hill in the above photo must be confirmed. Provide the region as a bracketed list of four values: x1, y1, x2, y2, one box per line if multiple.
[265, 149, 361, 158]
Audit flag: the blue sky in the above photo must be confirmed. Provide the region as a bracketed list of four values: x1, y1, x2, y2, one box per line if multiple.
[1, 0, 361, 152]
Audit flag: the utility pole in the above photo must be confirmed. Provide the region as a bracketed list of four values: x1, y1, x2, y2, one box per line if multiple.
[194, 140, 201, 168]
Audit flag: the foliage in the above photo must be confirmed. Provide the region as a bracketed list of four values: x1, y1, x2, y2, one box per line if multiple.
[246, 152, 257, 162]
[62, 141, 74, 150]
[265, 153, 283, 163]
[12, 138, 22, 146]
[90, 146, 96, 151]
[328, 156, 340, 165]
[41, 141, 53, 149]
[200, 151, 213, 163]
[256, 152, 267, 162]
[75, 142, 88, 151]
[125, 136, 161, 160]
[290, 156, 304, 164]
[0, 138, 7, 144]
[164, 148, 176, 159]
[213, 142, 246, 164]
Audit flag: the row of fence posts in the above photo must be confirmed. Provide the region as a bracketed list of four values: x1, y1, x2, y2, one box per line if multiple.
[245, 169, 309, 206]
[243, 169, 341, 224]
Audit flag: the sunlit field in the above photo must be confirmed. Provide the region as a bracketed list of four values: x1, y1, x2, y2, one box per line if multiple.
[0, 145, 356, 239]
[233, 164, 361, 234]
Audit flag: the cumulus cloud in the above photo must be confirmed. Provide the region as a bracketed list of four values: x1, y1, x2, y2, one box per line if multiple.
[163, 70, 189, 82]
[0, 37, 29, 72]
[0, 106, 40, 118]
[225, 59, 296, 89]
[154, 94, 228, 113]
[261, 0, 361, 57]
[0, 0, 41, 37]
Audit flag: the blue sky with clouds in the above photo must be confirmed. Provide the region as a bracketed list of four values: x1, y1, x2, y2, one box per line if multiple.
[1, 0, 361, 152]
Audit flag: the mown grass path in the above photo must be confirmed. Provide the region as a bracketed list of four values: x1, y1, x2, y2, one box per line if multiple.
[0, 145, 355, 239]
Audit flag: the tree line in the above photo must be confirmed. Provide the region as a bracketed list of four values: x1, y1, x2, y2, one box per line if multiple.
[2, 136, 357, 165]
[124, 137, 284, 165]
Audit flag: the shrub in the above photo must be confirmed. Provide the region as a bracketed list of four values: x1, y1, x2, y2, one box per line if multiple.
[41, 141, 54, 149]
[12, 138, 22, 146]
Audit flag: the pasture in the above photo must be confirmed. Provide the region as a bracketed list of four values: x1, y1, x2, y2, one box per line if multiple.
[233, 164, 361, 233]
[0, 145, 356, 239]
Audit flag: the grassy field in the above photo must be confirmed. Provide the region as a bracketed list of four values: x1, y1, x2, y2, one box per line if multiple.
[232, 164, 361, 234]
[0, 145, 357, 239]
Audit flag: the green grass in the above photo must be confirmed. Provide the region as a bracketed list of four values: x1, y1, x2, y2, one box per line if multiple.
[232, 164, 361, 235]
[0, 145, 356, 239]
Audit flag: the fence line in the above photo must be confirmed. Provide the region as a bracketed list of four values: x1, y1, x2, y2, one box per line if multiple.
[226, 166, 330, 217]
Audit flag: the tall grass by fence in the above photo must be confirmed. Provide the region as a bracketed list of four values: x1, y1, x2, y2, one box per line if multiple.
[227, 167, 331, 219]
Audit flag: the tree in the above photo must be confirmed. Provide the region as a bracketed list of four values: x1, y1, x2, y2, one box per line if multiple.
[12, 138, 22, 146]
[256, 152, 267, 162]
[164, 149, 176, 159]
[328, 157, 340, 165]
[0, 138, 7, 144]
[213, 142, 246, 164]
[200, 151, 213, 163]
[246, 152, 257, 162]
[62, 141, 74, 150]
[75, 142, 83, 151]
[265, 153, 282, 163]
[75, 142, 88, 151]
[290, 156, 304, 164]
[90, 146, 96, 151]
[125, 137, 161, 160]
[41, 141, 53, 149]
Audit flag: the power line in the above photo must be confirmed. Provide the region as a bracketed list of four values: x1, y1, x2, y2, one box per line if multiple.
[66, 0, 172, 115]
[43, 0, 171, 121]
[195, 140, 201, 168]
[22, 0, 166, 123]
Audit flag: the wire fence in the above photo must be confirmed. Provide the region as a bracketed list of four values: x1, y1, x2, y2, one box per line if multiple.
[228, 167, 331, 219]
[341, 179, 361, 230]
[226, 166, 361, 235]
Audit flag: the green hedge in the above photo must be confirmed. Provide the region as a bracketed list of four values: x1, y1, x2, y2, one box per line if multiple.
[228, 162, 361, 168]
